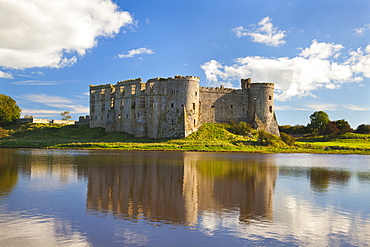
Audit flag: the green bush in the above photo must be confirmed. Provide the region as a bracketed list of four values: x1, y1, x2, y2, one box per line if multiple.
[0, 126, 7, 137]
[228, 121, 252, 136]
[279, 125, 310, 134]
[280, 132, 295, 146]
[355, 124, 370, 134]
[257, 130, 274, 146]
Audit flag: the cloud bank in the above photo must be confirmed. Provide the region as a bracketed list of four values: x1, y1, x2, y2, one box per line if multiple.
[231, 17, 286, 47]
[20, 94, 89, 117]
[201, 40, 370, 101]
[118, 48, 155, 58]
[0, 70, 13, 79]
[0, 0, 133, 69]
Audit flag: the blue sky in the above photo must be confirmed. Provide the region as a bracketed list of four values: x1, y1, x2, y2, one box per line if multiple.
[1, 0, 370, 128]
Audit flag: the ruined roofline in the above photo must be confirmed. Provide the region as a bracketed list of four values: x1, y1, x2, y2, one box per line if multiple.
[147, 75, 200, 82]
[199, 85, 238, 92]
[89, 83, 114, 89]
[250, 82, 274, 87]
[117, 78, 142, 85]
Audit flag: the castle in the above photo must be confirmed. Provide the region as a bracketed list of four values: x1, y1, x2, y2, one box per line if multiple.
[89, 76, 279, 138]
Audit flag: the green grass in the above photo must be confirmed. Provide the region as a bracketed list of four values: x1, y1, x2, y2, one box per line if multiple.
[0, 123, 369, 154]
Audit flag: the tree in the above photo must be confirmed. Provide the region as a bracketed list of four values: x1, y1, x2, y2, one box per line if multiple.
[333, 119, 351, 134]
[355, 124, 370, 134]
[60, 111, 72, 120]
[307, 111, 330, 133]
[319, 121, 339, 135]
[0, 94, 21, 126]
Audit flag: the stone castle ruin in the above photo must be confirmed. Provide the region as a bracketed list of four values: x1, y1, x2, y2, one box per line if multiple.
[89, 76, 279, 138]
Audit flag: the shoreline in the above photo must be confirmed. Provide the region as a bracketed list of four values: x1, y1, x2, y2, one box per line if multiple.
[1, 144, 369, 155]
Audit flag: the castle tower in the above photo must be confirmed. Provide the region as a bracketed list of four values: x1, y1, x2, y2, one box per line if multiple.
[248, 82, 280, 136]
[146, 76, 200, 138]
[89, 84, 115, 130]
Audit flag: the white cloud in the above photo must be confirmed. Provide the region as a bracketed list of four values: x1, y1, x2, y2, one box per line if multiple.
[20, 94, 89, 115]
[343, 104, 370, 111]
[231, 16, 286, 47]
[299, 39, 343, 59]
[0, 70, 13, 79]
[201, 40, 370, 101]
[0, 0, 133, 69]
[118, 48, 155, 58]
[354, 24, 370, 35]
[12, 80, 58, 85]
[346, 45, 370, 78]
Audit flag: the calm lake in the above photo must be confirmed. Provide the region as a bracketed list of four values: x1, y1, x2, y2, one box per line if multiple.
[0, 148, 369, 246]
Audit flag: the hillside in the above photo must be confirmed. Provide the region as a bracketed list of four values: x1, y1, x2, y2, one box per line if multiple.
[0, 123, 369, 154]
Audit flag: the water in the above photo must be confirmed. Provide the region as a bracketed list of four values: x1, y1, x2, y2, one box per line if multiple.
[0, 149, 369, 246]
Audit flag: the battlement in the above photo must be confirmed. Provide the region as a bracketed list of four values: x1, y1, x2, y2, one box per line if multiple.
[147, 75, 200, 83]
[89, 84, 113, 89]
[250, 82, 274, 87]
[117, 78, 142, 85]
[200, 85, 237, 93]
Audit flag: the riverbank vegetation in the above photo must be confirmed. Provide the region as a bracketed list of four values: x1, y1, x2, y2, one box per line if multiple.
[0, 122, 369, 154]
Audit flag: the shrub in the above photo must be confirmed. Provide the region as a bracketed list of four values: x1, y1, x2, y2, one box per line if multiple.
[319, 121, 340, 136]
[228, 121, 252, 136]
[355, 124, 370, 134]
[334, 119, 352, 134]
[257, 130, 275, 146]
[0, 126, 7, 137]
[280, 132, 295, 146]
[279, 125, 310, 134]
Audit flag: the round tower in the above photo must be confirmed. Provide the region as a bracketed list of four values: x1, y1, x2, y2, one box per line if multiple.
[248, 83, 279, 136]
[176, 76, 200, 137]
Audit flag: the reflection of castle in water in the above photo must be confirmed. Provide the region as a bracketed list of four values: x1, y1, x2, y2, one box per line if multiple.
[86, 152, 278, 225]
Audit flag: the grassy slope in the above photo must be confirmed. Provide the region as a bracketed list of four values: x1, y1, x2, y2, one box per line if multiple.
[0, 123, 369, 154]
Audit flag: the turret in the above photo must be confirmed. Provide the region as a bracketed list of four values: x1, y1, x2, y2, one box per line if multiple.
[247, 82, 279, 136]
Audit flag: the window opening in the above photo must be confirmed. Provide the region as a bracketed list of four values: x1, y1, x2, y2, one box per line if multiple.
[139, 97, 145, 109]
[149, 96, 154, 108]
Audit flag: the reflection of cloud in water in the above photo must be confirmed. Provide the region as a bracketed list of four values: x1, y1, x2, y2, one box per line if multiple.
[196, 193, 370, 245]
[114, 228, 148, 246]
[0, 208, 90, 247]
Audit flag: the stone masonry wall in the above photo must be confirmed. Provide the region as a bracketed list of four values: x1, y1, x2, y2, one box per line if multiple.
[89, 76, 280, 138]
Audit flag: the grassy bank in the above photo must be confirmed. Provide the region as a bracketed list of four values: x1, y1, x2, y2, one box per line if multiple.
[0, 123, 369, 154]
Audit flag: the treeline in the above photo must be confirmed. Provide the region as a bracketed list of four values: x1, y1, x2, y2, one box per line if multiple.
[280, 111, 370, 135]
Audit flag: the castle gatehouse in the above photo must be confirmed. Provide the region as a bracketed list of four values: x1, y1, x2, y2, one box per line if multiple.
[89, 76, 279, 138]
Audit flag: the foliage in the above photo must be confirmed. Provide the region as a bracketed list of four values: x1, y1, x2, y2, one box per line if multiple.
[257, 130, 274, 146]
[355, 124, 370, 134]
[0, 127, 7, 137]
[0, 94, 21, 126]
[279, 125, 309, 134]
[280, 132, 296, 146]
[228, 121, 252, 136]
[333, 119, 352, 134]
[319, 121, 340, 135]
[307, 111, 330, 133]
[60, 111, 72, 120]
[319, 119, 351, 136]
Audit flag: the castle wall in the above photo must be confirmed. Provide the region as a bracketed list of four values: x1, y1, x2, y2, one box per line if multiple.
[89, 76, 280, 138]
[199, 86, 249, 125]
